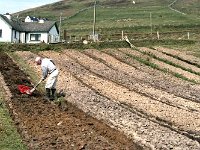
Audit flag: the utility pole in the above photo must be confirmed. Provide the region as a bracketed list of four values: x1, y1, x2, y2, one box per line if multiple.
[59, 13, 62, 42]
[93, 0, 97, 42]
[150, 12, 152, 35]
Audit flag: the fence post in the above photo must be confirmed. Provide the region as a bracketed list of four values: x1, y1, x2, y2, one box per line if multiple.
[122, 30, 124, 40]
[187, 32, 190, 40]
[157, 31, 160, 40]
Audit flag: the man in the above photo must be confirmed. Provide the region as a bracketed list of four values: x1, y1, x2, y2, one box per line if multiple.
[35, 56, 59, 101]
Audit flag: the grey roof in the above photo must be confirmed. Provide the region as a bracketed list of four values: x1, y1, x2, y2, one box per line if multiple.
[20, 21, 57, 32]
[0, 14, 22, 31]
[0, 14, 58, 32]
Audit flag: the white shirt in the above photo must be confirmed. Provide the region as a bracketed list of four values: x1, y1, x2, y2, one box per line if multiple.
[41, 58, 56, 78]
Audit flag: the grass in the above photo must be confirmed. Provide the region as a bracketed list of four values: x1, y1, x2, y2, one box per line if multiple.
[0, 87, 27, 150]
[64, 5, 200, 35]
[13, 0, 200, 39]
[64, 4, 200, 35]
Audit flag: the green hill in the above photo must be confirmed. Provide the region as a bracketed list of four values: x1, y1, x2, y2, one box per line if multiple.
[13, 0, 200, 41]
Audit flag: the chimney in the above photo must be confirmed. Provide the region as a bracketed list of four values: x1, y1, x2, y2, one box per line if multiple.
[39, 19, 45, 23]
[4, 13, 11, 20]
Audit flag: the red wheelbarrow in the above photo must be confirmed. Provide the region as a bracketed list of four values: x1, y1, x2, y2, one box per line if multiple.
[18, 79, 43, 95]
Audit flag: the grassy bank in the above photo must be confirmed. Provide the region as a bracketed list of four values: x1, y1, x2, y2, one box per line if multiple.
[0, 39, 197, 51]
[0, 89, 27, 150]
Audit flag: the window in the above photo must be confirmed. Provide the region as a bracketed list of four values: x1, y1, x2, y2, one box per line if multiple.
[30, 34, 41, 41]
[0, 29, 2, 38]
[14, 31, 17, 38]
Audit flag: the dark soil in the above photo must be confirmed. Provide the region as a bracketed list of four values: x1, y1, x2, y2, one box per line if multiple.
[0, 52, 142, 150]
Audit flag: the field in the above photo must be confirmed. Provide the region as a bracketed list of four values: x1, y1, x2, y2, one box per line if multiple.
[1, 1, 200, 149]
[1, 44, 200, 149]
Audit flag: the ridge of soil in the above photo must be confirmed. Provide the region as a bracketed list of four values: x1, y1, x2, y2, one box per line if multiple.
[118, 48, 200, 82]
[0, 52, 142, 150]
[102, 48, 200, 102]
[12, 49, 200, 149]
[51, 50, 200, 140]
[38, 50, 199, 149]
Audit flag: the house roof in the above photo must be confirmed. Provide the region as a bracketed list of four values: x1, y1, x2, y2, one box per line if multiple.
[0, 14, 22, 31]
[20, 21, 57, 32]
[0, 14, 58, 33]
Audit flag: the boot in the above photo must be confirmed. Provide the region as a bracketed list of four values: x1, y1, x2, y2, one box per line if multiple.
[44, 88, 51, 100]
[50, 88, 56, 101]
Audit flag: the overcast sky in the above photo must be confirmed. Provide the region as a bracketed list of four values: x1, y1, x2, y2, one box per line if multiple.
[0, 0, 60, 14]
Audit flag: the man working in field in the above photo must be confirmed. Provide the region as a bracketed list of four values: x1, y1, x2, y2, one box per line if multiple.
[35, 56, 59, 101]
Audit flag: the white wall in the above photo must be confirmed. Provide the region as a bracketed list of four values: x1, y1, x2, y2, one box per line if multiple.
[49, 25, 59, 43]
[0, 18, 59, 44]
[12, 30, 20, 43]
[25, 16, 32, 22]
[26, 25, 59, 44]
[26, 32, 48, 43]
[20, 32, 25, 43]
[0, 17, 12, 42]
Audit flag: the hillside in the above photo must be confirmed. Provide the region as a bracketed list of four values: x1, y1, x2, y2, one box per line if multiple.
[14, 0, 200, 22]
[172, 0, 200, 15]
[13, 0, 200, 41]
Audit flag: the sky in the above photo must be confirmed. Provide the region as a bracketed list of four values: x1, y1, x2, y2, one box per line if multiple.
[0, 0, 60, 14]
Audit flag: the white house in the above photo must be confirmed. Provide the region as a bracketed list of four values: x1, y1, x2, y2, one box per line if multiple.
[0, 13, 59, 44]
[25, 16, 39, 22]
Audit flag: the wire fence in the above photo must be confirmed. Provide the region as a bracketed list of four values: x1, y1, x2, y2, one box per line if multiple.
[63, 30, 200, 43]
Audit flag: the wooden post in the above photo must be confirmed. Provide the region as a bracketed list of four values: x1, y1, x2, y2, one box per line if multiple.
[187, 32, 190, 40]
[157, 31, 160, 40]
[93, 0, 97, 42]
[59, 13, 62, 42]
[64, 30, 67, 40]
[122, 30, 124, 40]
[150, 12, 152, 35]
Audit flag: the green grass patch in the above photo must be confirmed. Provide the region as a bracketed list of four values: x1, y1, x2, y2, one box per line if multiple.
[12, 0, 200, 40]
[0, 90, 27, 150]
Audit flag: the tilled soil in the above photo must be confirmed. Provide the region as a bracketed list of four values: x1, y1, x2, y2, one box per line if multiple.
[81, 49, 200, 111]
[102, 48, 200, 102]
[3, 47, 200, 149]
[119, 48, 200, 82]
[0, 52, 141, 150]
[155, 46, 200, 67]
[140, 47, 200, 74]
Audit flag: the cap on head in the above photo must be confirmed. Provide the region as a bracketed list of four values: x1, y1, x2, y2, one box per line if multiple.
[35, 57, 41, 64]
[35, 57, 41, 62]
